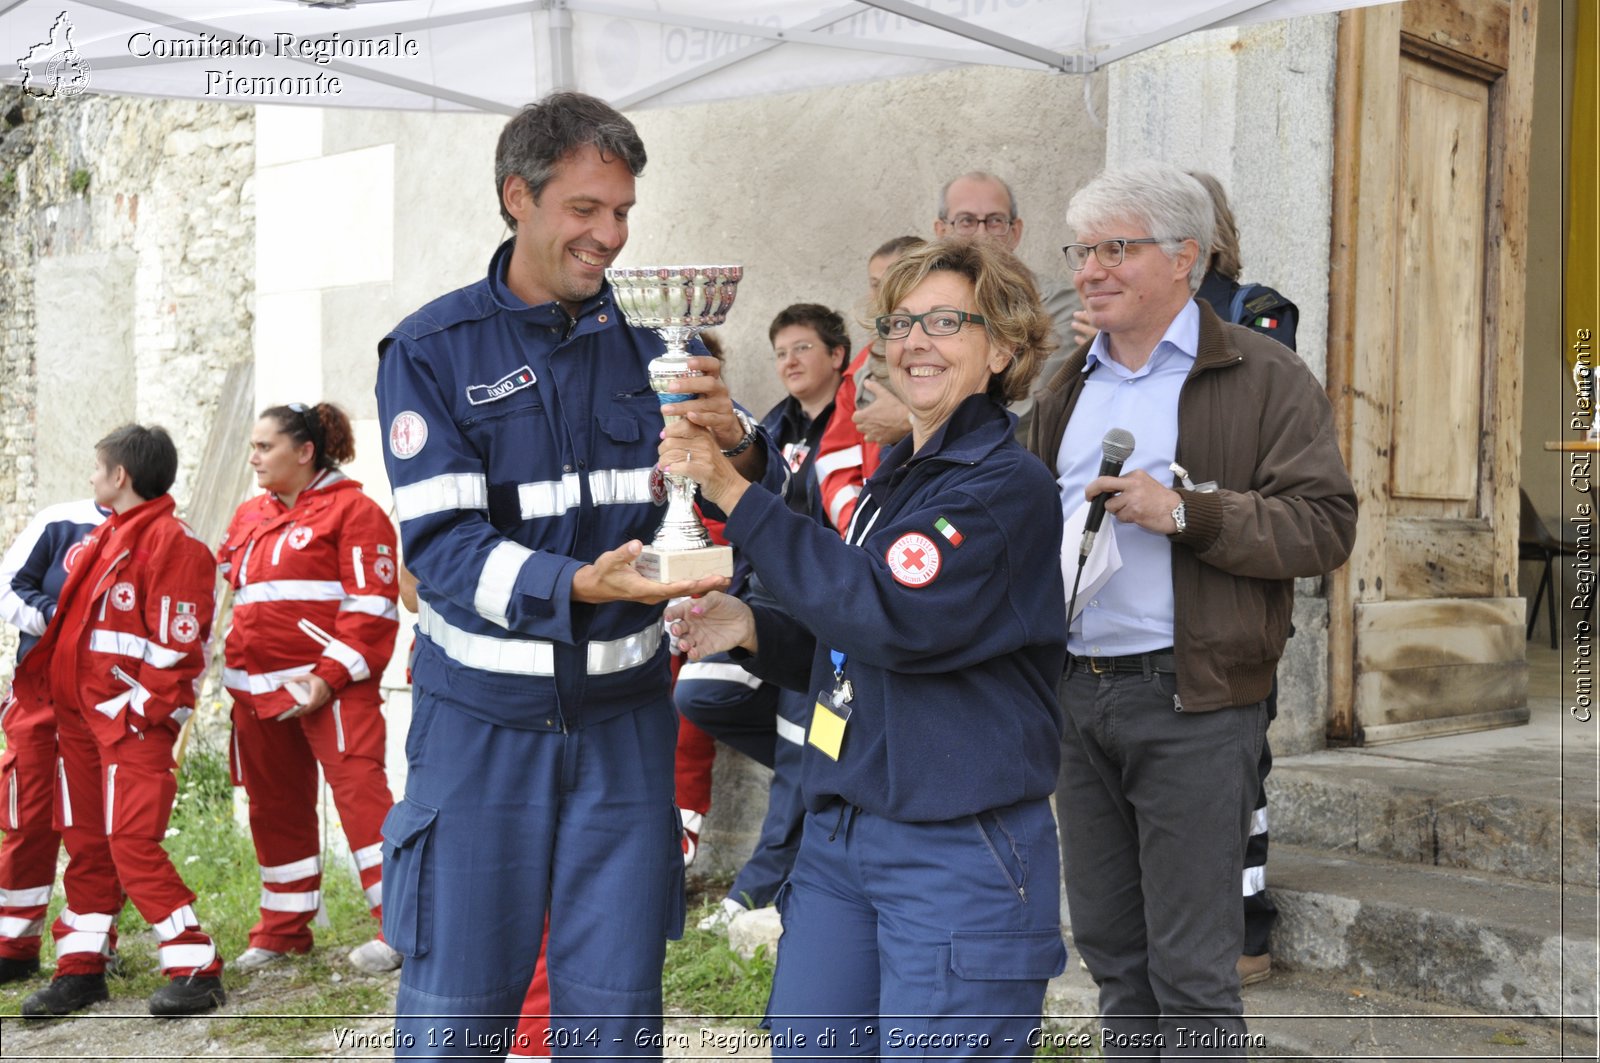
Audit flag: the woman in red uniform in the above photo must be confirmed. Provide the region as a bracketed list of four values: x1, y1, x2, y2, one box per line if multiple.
[217, 402, 401, 974]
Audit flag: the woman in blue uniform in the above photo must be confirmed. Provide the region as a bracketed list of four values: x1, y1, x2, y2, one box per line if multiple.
[663, 237, 1068, 1059]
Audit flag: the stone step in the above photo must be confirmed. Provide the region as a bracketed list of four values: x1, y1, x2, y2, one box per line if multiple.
[1269, 734, 1597, 888]
[1268, 844, 1598, 1026]
[1047, 930, 1598, 1060]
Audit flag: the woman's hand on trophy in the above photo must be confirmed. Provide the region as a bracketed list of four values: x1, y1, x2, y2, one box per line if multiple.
[664, 591, 757, 660]
[660, 421, 749, 514]
[660, 355, 745, 452]
[573, 540, 730, 605]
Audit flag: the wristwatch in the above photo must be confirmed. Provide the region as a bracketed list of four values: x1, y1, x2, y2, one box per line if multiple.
[1171, 501, 1188, 534]
[721, 409, 757, 458]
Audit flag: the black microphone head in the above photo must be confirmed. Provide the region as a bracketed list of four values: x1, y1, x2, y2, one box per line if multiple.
[1101, 428, 1135, 465]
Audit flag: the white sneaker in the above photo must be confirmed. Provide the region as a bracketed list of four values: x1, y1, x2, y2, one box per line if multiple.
[234, 947, 287, 972]
[348, 938, 403, 974]
[696, 897, 746, 932]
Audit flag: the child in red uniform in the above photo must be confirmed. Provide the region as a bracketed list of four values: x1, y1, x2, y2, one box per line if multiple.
[13, 425, 225, 1018]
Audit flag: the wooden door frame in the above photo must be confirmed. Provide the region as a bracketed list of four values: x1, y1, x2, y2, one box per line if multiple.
[1326, 0, 1538, 743]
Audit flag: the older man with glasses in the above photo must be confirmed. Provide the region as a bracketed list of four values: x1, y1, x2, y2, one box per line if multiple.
[933, 171, 1080, 437]
[1027, 163, 1356, 1059]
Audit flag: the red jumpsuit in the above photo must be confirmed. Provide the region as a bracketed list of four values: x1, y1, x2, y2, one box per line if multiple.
[218, 470, 399, 954]
[11, 494, 219, 978]
[813, 346, 878, 534]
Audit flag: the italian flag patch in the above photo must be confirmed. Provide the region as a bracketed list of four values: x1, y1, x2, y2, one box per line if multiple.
[1253, 316, 1279, 329]
[934, 516, 964, 547]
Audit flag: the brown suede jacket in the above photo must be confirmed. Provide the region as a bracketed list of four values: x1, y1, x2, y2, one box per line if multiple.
[1027, 300, 1358, 712]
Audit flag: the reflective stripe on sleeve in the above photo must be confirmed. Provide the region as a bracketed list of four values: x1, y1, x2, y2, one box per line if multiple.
[676, 661, 763, 690]
[340, 595, 399, 619]
[363, 881, 383, 908]
[88, 629, 185, 668]
[1242, 865, 1266, 896]
[775, 716, 807, 746]
[352, 843, 383, 871]
[235, 580, 346, 606]
[473, 541, 532, 628]
[1249, 807, 1269, 837]
[827, 484, 861, 527]
[812, 445, 863, 478]
[417, 601, 663, 677]
[223, 663, 316, 695]
[394, 473, 489, 521]
[321, 639, 371, 683]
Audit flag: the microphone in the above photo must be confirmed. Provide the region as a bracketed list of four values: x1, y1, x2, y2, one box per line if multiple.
[1080, 428, 1136, 559]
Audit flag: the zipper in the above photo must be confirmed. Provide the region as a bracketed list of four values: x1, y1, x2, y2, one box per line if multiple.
[159, 596, 171, 643]
[57, 757, 72, 828]
[332, 700, 345, 753]
[351, 547, 366, 590]
[104, 763, 117, 834]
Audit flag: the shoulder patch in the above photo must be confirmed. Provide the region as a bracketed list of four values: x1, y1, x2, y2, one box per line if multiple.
[388, 411, 428, 460]
[886, 532, 942, 588]
[110, 581, 137, 612]
[1242, 288, 1291, 316]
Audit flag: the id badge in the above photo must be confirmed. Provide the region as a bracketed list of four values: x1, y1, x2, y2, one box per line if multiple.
[808, 681, 853, 762]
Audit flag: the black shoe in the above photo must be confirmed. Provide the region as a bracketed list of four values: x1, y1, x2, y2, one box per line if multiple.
[0, 955, 41, 984]
[148, 974, 226, 1016]
[21, 973, 110, 1017]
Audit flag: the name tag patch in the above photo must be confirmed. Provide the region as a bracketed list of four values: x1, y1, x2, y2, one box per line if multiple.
[466, 366, 537, 406]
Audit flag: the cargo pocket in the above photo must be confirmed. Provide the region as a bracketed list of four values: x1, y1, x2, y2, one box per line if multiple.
[381, 798, 438, 958]
[949, 928, 1068, 982]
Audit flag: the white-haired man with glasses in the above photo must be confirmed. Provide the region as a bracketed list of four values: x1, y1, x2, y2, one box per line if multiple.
[933, 171, 1079, 435]
[1027, 162, 1356, 1058]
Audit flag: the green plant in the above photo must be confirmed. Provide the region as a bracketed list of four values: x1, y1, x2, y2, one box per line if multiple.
[1, 169, 15, 193]
[662, 896, 775, 1026]
[68, 168, 89, 194]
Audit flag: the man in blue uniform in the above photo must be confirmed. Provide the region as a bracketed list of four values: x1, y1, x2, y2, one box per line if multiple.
[0, 499, 109, 984]
[375, 91, 783, 1059]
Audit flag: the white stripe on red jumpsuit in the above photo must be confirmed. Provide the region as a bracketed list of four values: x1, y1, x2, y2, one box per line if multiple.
[11, 495, 220, 978]
[218, 469, 400, 954]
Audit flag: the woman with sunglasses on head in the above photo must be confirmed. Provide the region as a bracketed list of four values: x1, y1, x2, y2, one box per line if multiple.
[217, 402, 402, 976]
[663, 238, 1069, 1059]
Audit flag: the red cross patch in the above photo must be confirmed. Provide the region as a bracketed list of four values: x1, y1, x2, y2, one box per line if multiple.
[110, 581, 137, 612]
[288, 526, 314, 550]
[171, 613, 200, 643]
[885, 532, 941, 588]
[388, 411, 428, 460]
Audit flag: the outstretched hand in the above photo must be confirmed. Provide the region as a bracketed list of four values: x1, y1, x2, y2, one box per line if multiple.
[663, 591, 757, 660]
[572, 541, 730, 605]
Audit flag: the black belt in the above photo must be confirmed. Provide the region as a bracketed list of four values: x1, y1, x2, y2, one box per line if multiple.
[1067, 648, 1177, 676]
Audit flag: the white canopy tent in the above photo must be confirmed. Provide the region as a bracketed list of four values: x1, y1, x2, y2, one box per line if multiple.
[2, 0, 1392, 114]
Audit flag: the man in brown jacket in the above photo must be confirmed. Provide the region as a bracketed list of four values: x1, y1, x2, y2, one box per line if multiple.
[1028, 162, 1356, 1058]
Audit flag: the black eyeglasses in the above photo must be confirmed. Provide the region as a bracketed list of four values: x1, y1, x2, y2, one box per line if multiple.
[1062, 237, 1180, 271]
[875, 309, 986, 339]
[943, 212, 1014, 235]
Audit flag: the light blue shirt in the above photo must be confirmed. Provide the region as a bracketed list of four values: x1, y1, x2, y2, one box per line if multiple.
[1054, 299, 1199, 656]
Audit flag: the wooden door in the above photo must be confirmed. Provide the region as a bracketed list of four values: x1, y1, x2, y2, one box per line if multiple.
[1327, 0, 1539, 744]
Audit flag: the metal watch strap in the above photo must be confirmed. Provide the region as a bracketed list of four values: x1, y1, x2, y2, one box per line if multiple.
[721, 409, 757, 457]
[1171, 501, 1188, 533]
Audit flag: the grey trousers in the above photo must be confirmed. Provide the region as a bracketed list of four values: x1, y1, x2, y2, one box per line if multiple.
[1056, 664, 1267, 1059]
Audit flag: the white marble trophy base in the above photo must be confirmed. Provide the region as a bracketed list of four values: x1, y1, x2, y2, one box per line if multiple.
[635, 544, 733, 582]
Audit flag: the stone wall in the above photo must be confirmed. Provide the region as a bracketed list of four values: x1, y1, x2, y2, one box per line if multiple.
[0, 89, 254, 690]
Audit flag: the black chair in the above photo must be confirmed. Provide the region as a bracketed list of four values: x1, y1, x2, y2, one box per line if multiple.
[1520, 488, 1577, 649]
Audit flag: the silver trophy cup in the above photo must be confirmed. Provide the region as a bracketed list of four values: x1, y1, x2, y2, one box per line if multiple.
[605, 264, 742, 582]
